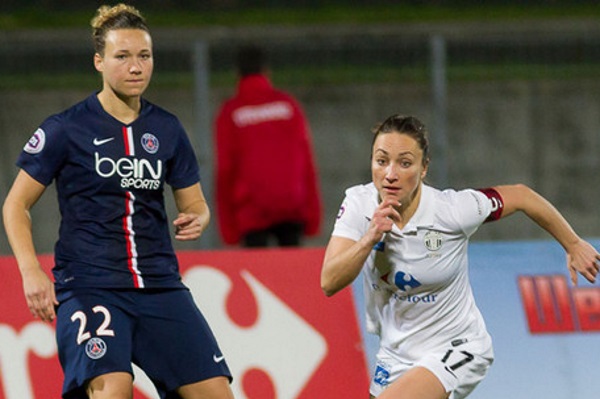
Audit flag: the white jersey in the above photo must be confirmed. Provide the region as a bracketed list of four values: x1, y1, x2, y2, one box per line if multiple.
[332, 183, 495, 364]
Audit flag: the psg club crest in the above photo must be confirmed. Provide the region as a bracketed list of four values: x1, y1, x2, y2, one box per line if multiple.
[141, 133, 159, 154]
[85, 337, 107, 360]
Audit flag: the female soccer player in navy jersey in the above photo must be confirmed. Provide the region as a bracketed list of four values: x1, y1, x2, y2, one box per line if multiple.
[2, 4, 234, 399]
[320, 114, 600, 399]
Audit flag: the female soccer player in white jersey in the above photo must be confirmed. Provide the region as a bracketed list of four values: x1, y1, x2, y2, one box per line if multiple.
[2, 4, 234, 399]
[321, 114, 600, 399]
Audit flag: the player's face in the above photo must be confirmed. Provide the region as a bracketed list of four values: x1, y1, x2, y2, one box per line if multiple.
[95, 28, 153, 99]
[371, 132, 428, 205]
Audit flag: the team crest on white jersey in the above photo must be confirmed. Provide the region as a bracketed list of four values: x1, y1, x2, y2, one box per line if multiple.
[424, 230, 443, 251]
[85, 337, 107, 360]
[141, 133, 159, 154]
[24, 128, 46, 154]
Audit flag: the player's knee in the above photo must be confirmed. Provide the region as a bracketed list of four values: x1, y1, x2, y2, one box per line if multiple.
[86, 372, 133, 399]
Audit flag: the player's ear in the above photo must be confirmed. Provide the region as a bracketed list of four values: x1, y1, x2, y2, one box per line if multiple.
[94, 53, 104, 73]
[421, 159, 429, 180]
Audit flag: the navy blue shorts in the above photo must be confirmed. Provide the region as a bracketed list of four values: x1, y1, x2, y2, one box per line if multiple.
[55, 288, 232, 399]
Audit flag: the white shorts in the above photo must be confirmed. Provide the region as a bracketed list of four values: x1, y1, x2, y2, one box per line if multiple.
[370, 338, 494, 399]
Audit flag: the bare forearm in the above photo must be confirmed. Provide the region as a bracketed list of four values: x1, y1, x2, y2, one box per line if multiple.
[3, 200, 40, 273]
[516, 186, 580, 251]
[321, 236, 373, 296]
[173, 184, 210, 241]
[495, 184, 599, 284]
[179, 198, 210, 233]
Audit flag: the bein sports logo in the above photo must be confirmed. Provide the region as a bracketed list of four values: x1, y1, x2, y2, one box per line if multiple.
[518, 274, 600, 333]
[94, 152, 162, 190]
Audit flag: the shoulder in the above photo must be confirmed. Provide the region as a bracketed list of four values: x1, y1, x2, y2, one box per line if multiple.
[142, 99, 180, 123]
[333, 183, 375, 238]
[33, 97, 91, 143]
[432, 187, 486, 206]
[345, 182, 377, 199]
[272, 89, 304, 110]
[432, 187, 491, 217]
[216, 96, 242, 118]
[339, 183, 378, 217]
[140, 100, 187, 138]
[429, 186, 492, 232]
[43, 96, 90, 124]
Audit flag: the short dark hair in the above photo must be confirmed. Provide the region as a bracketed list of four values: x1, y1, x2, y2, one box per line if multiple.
[236, 45, 267, 76]
[372, 114, 430, 166]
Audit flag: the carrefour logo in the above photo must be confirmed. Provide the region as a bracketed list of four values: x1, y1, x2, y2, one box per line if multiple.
[95, 152, 162, 190]
[394, 271, 422, 292]
[184, 267, 327, 399]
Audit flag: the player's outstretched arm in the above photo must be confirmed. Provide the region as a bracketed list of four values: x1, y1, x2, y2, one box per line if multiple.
[493, 184, 600, 284]
[172, 182, 210, 241]
[3, 170, 58, 322]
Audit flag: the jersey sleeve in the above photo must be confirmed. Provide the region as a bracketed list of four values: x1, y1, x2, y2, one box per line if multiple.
[165, 120, 200, 189]
[477, 187, 504, 222]
[16, 115, 67, 186]
[447, 188, 496, 237]
[331, 187, 369, 242]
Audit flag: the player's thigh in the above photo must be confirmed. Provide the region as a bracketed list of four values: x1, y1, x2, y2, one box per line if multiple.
[377, 367, 448, 399]
[132, 289, 231, 392]
[86, 371, 133, 399]
[177, 376, 234, 399]
[419, 344, 493, 399]
[55, 290, 134, 396]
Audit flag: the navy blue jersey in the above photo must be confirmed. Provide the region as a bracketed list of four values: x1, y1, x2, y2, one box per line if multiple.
[17, 94, 200, 290]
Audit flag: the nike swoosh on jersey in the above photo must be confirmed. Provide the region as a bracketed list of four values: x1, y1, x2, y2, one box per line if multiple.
[93, 137, 115, 146]
[213, 354, 225, 363]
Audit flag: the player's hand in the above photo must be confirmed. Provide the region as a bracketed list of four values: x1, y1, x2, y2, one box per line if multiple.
[365, 198, 401, 245]
[173, 212, 204, 241]
[21, 266, 58, 323]
[566, 240, 600, 285]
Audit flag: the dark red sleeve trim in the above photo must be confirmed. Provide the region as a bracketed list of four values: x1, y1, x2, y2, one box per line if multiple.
[478, 187, 504, 222]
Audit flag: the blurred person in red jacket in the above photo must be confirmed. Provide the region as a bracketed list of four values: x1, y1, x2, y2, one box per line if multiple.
[214, 44, 322, 247]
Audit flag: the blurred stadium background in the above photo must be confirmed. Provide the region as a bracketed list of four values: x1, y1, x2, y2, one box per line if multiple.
[1, 1, 600, 253]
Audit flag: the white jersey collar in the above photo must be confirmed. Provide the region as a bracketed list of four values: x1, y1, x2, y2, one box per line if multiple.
[363, 183, 436, 235]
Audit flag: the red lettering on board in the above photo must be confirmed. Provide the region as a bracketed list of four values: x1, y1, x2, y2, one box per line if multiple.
[518, 275, 600, 334]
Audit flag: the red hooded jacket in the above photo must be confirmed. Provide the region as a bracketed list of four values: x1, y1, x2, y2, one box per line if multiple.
[214, 74, 322, 245]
